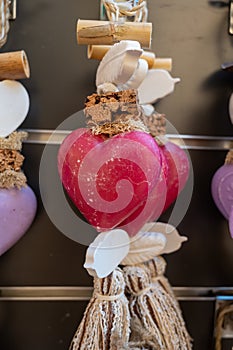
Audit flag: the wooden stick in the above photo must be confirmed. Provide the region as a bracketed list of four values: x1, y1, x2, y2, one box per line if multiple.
[88, 45, 110, 61]
[77, 19, 152, 48]
[88, 45, 172, 71]
[0, 51, 30, 80]
[152, 58, 172, 71]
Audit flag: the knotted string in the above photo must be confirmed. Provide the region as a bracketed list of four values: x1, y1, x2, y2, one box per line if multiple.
[103, 0, 148, 22]
[69, 268, 130, 350]
[123, 257, 193, 350]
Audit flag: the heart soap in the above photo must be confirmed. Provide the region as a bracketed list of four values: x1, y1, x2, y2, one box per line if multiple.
[120, 147, 168, 236]
[0, 80, 30, 137]
[0, 186, 37, 255]
[160, 141, 190, 212]
[211, 164, 233, 220]
[58, 128, 162, 233]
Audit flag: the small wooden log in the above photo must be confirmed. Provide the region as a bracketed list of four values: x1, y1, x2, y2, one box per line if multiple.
[152, 58, 172, 71]
[0, 51, 30, 80]
[88, 45, 110, 60]
[87, 45, 172, 71]
[142, 51, 155, 68]
[77, 19, 152, 48]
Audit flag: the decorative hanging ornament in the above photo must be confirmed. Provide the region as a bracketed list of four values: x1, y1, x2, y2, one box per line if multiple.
[0, 51, 37, 255]
[62, 2, 192, 347]
[212, 150, 233, 238]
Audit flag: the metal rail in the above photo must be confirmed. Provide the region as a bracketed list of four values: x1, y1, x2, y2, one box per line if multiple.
[0, 286, 232, 301]
[20, 129, 233, 151]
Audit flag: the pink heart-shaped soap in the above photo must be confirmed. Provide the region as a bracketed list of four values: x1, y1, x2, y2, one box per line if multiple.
[0, 186, 37, 255]
[120, 148, 168, 236]
[211, 164, 233, 219]
[58, 128, 162, 233]
[160, 141, 190, 212]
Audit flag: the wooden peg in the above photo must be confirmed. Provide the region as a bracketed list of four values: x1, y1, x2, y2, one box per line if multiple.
[88, 45, 110, 60]
[152, 58, 172, 71]
[0, 51, 30, 80]
[77, 19, 152, 48]
[88, 44, 172, 71]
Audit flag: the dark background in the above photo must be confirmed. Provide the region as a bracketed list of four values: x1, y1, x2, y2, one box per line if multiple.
[0, 1, 233, 349]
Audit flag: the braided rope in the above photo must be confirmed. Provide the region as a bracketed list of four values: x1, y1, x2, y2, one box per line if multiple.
[215, 304, 233, 350]
[103, 0, 148, 22]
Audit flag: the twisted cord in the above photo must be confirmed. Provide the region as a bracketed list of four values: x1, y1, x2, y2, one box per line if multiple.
[215, 304, 233, 350]
[103, 0, 148, 22]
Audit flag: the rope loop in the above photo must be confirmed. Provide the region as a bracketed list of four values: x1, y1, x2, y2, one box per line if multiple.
[102, 0, 148, 23]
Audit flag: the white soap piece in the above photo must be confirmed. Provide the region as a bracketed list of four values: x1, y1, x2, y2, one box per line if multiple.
[119, 58, 148, 90]
[84, 229, 130, 278]
[96, 40, 143, 87]
[121, 231, 166, 266]
[229, 93, 233, 124]
[141, 104, 154, 116]
[0, 80, 30, 138]
[141, 222, 188, 254]
[97, 82, 119, 94]
[138, 69, 180, 105]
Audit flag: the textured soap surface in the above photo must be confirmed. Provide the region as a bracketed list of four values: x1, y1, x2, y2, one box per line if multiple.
[0, 186, 37, 255]
[212, 164, 233, 220]
[160, 141, 190, 212]
[58, 128, 162, 235]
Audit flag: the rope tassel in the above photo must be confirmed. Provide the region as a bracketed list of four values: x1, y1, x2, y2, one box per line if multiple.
[144, 257, 192, 349]
[123, 259, 192, 350]
[69, 268, 131, 350]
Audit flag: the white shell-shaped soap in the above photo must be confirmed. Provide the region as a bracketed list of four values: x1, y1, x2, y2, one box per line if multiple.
[84, 229, 130, 278]
[229, 93, 233, 124]
[121, 231, 166, 266]
[142, 222, 188, 254]
[0, 80, 30, 138]
[138, 69, 180, 104]
[96, 40, 143, 88]
[119, 58, 148, 90]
